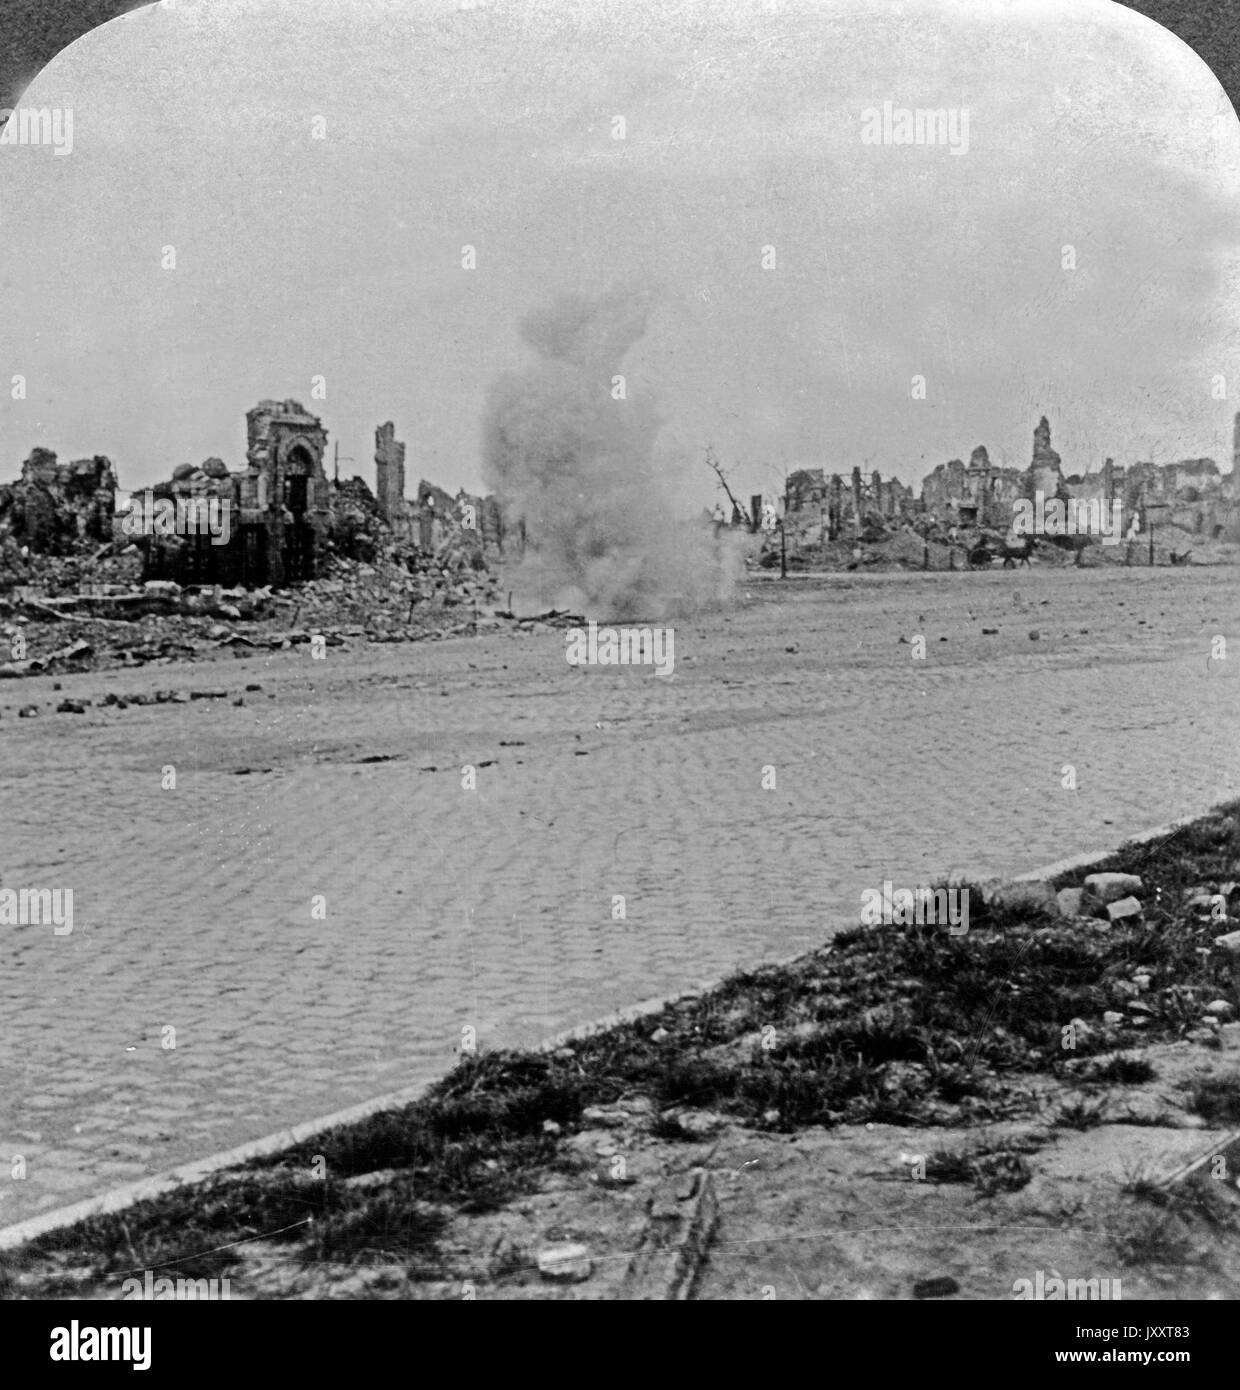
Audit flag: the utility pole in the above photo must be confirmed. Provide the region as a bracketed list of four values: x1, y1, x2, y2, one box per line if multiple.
[332, 441, 355, 486]
[781, 463, 789, 578]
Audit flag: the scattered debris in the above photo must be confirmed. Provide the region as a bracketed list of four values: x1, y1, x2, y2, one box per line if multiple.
[1056, 887, 1084, 918]
[1084, 872, 1144, 903]
[1106, 895, 1144, 923]
[913, 1276, 960, 1300]
[537, 1243, 593, 1284]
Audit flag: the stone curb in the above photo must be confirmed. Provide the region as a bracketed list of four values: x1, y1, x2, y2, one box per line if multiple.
[1009, 810, 1208, 886]
[0, 970, 743, 1255]
[0, 806, 1227, 1255]
[0, 1079, 439, 1253]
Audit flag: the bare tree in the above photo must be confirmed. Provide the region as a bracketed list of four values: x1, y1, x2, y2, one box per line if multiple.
[704, 444, 750, 525]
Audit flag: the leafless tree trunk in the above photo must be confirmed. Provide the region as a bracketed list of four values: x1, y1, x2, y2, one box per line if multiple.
[704, 445, 750, 526]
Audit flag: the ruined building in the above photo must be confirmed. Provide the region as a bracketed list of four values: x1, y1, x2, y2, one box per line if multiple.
[785, 468, 827, 512]
[921, 414, 1240, 542]
[0, 448, 117, 553]
[330, 474, 389, 564]
[415, 478, 457, 552]
[237, 399, 332, 584]
[779, 466, 913, 539]
[374, 421, 408, 540]
[4, 402, 511, 588]
[143, 398, 332, 586]
[372, 426, 505, 560]
[920, 444, 1022, 527]
[1066, 454, 1240, 542]
[1025, 416, 1065, 501]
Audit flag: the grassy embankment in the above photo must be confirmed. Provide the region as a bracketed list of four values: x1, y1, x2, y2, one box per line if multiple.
[4, 803, 1239, 1295]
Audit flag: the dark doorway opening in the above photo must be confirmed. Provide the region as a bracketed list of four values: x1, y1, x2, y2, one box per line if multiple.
[283, 452, 316, 583]
[287, 474, 308, 515]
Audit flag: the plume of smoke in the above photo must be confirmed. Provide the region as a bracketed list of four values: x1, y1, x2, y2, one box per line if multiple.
[482, 286, 739, 620]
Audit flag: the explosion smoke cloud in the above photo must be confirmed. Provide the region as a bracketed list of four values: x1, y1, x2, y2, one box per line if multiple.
[482, 286, 738, 620]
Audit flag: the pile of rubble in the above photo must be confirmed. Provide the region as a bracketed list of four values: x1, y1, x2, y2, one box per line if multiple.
[0, 544, 580, 678]
[329, 475, 390, 564]
[0, 445, 569, 675]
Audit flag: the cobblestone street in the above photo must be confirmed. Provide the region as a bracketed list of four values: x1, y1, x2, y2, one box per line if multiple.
[1, 566, 1236, 1224]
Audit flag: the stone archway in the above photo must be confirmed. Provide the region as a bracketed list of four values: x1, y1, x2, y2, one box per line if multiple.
[243, 400, 330, 585]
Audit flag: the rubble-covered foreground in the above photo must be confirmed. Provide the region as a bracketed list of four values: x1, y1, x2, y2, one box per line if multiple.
[4, 516, 1235, 688]
[0, 551, 588, 684]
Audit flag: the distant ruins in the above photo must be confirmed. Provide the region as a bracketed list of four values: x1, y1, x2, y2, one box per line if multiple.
[778, 466, 915, 539]
[763, 414, 1240, 545]
[920, 444, 1023, 529]
[4, 408, 1240, 588]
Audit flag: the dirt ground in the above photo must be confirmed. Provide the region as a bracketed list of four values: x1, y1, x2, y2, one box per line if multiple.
[1, 565, 1237, 1228]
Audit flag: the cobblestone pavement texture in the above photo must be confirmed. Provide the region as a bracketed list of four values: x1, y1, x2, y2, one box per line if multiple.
[0, 567, 1235, 1222]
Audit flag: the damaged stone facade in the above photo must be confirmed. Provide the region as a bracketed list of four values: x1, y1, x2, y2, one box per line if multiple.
[0, 449, 117, 553]
[921, 445, 1023, 529]
[142, 399, 331, 587]
[412, 479, 456, 553]
[139, 407, 507, 587]
[372, 423, 505, 560]
[778, 467, 913, 537]
[1065, 453, 1240, 543]
[1025, 416, 1065, 501]
[238, 399, 332, 584]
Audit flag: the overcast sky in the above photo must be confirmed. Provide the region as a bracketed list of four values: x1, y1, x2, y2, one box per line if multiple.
[2, 0, 1238, 509]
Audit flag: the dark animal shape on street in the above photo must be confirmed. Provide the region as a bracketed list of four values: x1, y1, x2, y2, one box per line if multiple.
[1002, 536, 1035, 568]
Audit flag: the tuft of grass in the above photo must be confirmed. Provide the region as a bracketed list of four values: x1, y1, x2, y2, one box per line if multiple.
[1188, 1076, 1240, 1126]
[1121, 1158, 1239, 1235]
[1055, 1097, 1110, 1131]
[971, 1151, 1033, 1196]
[1112, 1107, 1180, 1128]
[1087, 1054, 1157, 1086]
[1119, 1156, 1166, 1204]
[924, 1148, 976, 1184]
[924, 1144, 1033, 1195]
[307, 1186, 448, 1270]
[1110, 1206, 1195, 1267]
[1161, 1173, 1240, 1232]
[15, 1170, 327, 1284]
